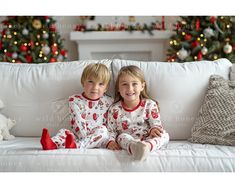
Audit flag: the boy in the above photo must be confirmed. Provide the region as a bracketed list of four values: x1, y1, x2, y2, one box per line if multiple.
[40, 63, 113, 150]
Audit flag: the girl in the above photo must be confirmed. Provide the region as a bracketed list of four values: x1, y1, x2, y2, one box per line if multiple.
[106, 65, 169, 161]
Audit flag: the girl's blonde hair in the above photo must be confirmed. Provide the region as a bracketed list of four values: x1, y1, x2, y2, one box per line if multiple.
[81, 63, 111, 86]
[114, 65, 159, 108]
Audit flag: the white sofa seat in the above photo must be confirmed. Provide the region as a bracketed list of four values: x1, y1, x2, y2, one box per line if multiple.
[0, 137, 234, 172]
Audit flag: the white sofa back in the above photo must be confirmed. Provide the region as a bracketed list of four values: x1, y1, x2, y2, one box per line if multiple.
[0, 58, 232, 139]
[0, 60, 113, 137]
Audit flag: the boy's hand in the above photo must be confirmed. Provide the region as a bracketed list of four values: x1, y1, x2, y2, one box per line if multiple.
[149, 127, 163, 138]
[107, 141, 121, 150]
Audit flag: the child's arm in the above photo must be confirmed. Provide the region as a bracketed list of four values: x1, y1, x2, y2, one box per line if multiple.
[106, 107, 120, 150]
[68, 97, 87, 138]
[148, 100, 164, 138]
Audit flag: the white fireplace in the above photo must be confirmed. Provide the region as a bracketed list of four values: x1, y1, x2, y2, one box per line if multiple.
[70, 31, 173, 61]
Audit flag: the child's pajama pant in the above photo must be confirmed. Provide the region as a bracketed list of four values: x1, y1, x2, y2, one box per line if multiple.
[117, 131, 169, 154]
[51, 126, 109, 149]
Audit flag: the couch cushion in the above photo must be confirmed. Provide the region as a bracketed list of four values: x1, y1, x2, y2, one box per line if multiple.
[189, 75, 235, 145]
[112, 58, 232, 139]
[0, 137, 234, 172]
[0, 60, 113, 136]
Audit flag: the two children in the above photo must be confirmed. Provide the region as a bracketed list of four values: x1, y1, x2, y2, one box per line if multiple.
[40, 63, 169, 161]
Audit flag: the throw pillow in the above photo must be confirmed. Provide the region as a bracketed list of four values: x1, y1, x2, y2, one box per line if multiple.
[189, 75, 235, 146]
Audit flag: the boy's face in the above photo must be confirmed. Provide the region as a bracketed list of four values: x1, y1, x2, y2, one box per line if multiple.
[83, 77, 108, 100]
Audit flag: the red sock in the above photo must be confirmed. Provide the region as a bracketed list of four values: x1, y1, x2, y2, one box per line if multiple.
[40, 128, 57, 150]
[65, 132, 77, 149]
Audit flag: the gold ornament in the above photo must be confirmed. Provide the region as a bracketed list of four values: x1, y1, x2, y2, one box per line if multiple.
[32, 19, 42, 29]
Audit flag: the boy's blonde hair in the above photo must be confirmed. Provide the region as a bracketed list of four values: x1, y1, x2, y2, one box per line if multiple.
[114, 65, 160, 108]
[81, 63, 111, 87]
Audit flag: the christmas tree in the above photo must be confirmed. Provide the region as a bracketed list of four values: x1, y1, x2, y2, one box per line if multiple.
[167, 16, 235, 63]
[0, 16, 67, 63]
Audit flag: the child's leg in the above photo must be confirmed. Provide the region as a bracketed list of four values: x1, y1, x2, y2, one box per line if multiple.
[143, 131, 169, 152]
[40, 128, 57, 150]
[77, 126, 109, 149]
[51, 128, 74, 148]
[117, 133, 149, 161]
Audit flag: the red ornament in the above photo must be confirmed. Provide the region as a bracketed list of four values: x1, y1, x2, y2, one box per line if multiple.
[197, 51, 202, 60]
[175, 23, 181, 31]
[29, 41, 34, 48]
[1, 29, 6, 35]
[0, 41, 2, 50]
[119, 23, 126, 31]
[51, 45, 57, 54]
[210, 16, 216, 23]
[20, 44, 27, 52]
[232, 44, 235, 50]
[191, 41, 199, 48]
[25, 54, 32, 63]
[49, 24, 56, 32]
[49, 57, 57, 62]
[44, 16, 49, 20]
[60, 49, 66, 56]
[195, 19, 200, 31]
[5, 52, 12, 57]
[1, 20, 9, 25]
[75, 24, 86, 31]
[185, 34, 192, 40]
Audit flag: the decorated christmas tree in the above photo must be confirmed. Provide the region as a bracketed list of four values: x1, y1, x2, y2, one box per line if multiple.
[0, 16, 67, 63]
[167, 16, 235, 63]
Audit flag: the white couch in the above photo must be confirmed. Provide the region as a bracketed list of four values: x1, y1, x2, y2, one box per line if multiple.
[0, 58, 235, 172]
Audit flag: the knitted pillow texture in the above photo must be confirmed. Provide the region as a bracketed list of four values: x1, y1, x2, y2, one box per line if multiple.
[189, 75, 235, 146]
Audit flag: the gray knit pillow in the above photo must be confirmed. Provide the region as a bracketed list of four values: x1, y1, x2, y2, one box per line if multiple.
[189, 75, 235, 146]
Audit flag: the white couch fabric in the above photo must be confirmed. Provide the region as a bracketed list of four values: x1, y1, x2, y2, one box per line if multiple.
[0, 58, 234, 172]
[0, 137, 234, 172]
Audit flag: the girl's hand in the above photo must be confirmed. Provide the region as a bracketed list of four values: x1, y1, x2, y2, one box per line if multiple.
[107, 141, 121, 150]
[149, 127, 163, 138]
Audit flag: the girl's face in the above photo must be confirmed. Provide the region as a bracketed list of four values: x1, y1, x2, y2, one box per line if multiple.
[83, 77, 108, 100]
[118, 73, 145, 106]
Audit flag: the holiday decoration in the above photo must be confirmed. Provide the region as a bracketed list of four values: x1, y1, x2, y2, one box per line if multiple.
[223, 43, 233, 54]
[167, 16, 235, 63]
[0, 16, 67, 63]
[74, 17, 166, 35]
[177, 48, 188, 60]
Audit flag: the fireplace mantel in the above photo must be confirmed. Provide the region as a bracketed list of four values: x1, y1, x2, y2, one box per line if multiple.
[70, 31, 173, 61]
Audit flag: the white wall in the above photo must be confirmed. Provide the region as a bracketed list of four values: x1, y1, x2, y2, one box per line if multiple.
[0, 16, 179, 61]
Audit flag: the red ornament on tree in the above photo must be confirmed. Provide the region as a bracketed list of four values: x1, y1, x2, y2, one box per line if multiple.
[49, 57, 56, 62]
[5, 52, 12, 57]
[51, 44, 57, 54]
[197, 51, 202, 60]
[0, 41, 2, 50]
[210, 16, 216, 23]
[195, 19, 200, 31]
[191, 41, 199, 47]
[20, 44, 27, 52]
[29, 40, 34, 48]
[185, 34, 192, 40]
[232, 44, 235, 50]
[49, 24, 56, 32]
[25, 54, 32, 63]
[60, 49, 67, 56]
